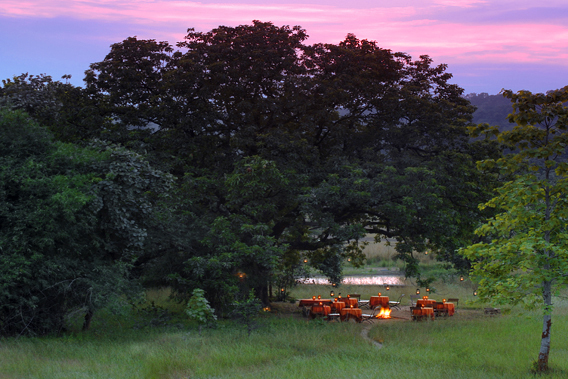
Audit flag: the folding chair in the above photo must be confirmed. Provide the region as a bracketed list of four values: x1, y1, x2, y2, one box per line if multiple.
[361, 307, 378, 324]
[388, 293, 404, 310]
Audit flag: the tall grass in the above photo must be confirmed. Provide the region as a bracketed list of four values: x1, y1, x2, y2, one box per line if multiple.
[2, 285, 568, 378]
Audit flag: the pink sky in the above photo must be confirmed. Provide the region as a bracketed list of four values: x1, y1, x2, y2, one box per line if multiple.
[2, 0, 568, 94]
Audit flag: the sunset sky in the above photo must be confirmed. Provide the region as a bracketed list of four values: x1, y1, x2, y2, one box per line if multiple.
[1, 0, 567, 95]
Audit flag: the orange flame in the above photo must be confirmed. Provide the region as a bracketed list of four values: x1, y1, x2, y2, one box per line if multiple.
[376, 307, 392, 319]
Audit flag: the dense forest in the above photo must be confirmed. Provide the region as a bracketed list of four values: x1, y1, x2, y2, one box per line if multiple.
[466, 92, 515, 130]
[0, 21, 506, 336]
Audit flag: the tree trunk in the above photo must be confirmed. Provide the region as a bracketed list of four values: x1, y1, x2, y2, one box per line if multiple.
[82, 308, 94, 331]
[537, 279, 552, 372]
[256, 284, 270, 307]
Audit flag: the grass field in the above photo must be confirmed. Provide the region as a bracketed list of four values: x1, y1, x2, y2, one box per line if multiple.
[1, 283, 567, 378]
[1, 243, 567, 378]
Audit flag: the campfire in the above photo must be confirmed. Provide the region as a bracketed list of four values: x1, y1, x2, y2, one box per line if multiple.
[376, 307, 392, 319]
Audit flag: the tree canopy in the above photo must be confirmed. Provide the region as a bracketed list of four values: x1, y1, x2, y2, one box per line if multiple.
[82, 21, 499, 305]
[462, 86, 568, 372]
[1, 21, 501, 327]
[0, 109, 173, 335]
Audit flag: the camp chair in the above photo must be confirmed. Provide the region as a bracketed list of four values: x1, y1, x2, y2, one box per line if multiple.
[388, 293, 404, 310]
[361, 307, 378, 324]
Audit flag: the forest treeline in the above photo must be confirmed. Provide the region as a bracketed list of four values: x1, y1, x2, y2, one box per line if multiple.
[0, 21, 506, 336]
[467, 92, 516, 130]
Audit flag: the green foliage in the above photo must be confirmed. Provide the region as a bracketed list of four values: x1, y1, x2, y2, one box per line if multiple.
[185, 289, 217, 335]
[3, 21, 502, 316]
[461, 86, 568, 371]
[185, 289, 217, 324]
[230, 290, 262, 336]
[0, 109, 173, 336]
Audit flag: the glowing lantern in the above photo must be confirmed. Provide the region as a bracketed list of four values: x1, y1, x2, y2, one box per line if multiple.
[416, 289, 420, 295]
[330, 290, 335, 297]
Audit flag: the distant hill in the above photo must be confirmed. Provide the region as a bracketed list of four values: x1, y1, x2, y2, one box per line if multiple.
[465, 92, 514, 130]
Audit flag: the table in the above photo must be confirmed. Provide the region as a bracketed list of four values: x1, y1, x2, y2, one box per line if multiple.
[330, 301, 346, 312]
[433, 302, 455, 316]
[343, 298, 358, 308]
[412, 307, 434, 321]
[310, 305, 331, 319]
[298, 299, 333, 307]
[369, 296, 389, 309]
[416, 299, 437, 308]
[299, 299, 333, 317]
[340, 308, 362, 322]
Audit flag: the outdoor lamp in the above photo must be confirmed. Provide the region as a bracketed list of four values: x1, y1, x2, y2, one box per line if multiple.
[338, 293, 342, 299]
[350, 304, 354, 308]
[426, 288, 430, 293]
[473, 290, 478, 296]
[460, 276, 464, 281]
[443, 299, 446, 303]
[348, 257, 351, 262]
[317, 295, 321, 299]
[416, 288, 420, 294]
[386, 285, 390, 291]
[303, 258, 308, 263]
[347, 294, 350, 298]
[312, 295, 316, 300]
[319, 302, 323, 306]
[330, 290, 335, 297]
[425, 251, 428, 255]
[281, 288, 285, 293]
[378, 292, 381, 296]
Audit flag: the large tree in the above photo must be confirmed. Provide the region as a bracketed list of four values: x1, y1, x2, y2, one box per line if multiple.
[72, 21, 498, 307]
[462, 86, 568, 372]
[0, 109, 173, 335]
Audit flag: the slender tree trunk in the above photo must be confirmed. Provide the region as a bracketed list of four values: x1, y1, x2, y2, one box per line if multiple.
[538, 185, 553, 372]
[537, 279, 552, 371]
[82, 308, 94, 331]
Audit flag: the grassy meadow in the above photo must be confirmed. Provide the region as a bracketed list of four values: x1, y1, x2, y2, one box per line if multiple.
[2, 243, 568, 378]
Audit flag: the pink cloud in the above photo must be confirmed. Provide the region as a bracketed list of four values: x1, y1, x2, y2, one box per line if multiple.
[2, 0, 567, 68]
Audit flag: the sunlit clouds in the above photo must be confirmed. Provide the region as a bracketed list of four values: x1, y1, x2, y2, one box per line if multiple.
[2, 0, 568, 93]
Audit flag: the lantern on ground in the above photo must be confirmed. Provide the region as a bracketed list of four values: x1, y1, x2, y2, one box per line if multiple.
[330, 290, 335, 297]
[303, 258, 308, 263]
[460, 276, 464, 281]
[386, 285, 390, 291]
[473, 290, 478, 296]
[416, 288, 420, 294]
